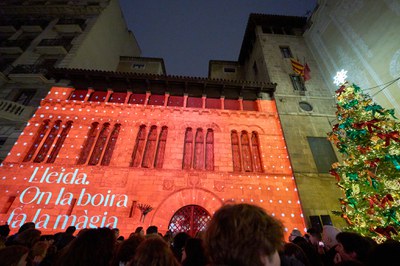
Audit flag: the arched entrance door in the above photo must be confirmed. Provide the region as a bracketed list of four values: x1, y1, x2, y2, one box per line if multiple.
[168, 205, 211, 237]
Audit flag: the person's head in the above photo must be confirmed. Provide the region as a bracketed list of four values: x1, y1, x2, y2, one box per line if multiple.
[306, 228, 321, 246]
[146, 225, 158, 235]
[204, 203, 283, 266]
[14, 228, 41, 248]
[182, 238, 208, 266]
[171, 232, 191, 261]
[113, 228, 120, 238]
[0, 224, 10, 238]
[367, 240, 400, 266]
[112, 234, 145, 265]
[335, 232, 374, 263]
[289, 229, 302, 242]
[0, 245, 29, 266]
[17, 222, 35, 234]
[65, 226, 76, 235]
[322, 225, 340, 249]
[56, 227, 116, 266]
[134, 227, 144, 235]
[130, 236, 179, 266]
[283, 242, 310, 266]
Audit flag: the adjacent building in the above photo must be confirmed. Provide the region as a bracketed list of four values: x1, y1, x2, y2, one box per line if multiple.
[304, 0, 400, 114]
[209, 14, 344, 228]
[0, 0, 140, 161]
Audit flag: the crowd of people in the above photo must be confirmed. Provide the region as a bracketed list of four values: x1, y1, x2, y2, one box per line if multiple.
[0, 203, 399, 266]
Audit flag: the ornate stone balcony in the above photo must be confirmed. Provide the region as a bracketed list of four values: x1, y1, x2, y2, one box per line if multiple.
[0, 99, 35, 121]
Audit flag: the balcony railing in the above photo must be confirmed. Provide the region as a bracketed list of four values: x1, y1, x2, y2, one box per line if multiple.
[0, 99, 35, 121]
[36, 38, 73, 54]
[19, 19, 49, 31]
[55, 18, 86, 32]
[0, 39, 31, 53]
[8, 64, 50, 83]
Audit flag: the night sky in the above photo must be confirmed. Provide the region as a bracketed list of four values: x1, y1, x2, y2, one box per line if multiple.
[119, 0, 317, 77]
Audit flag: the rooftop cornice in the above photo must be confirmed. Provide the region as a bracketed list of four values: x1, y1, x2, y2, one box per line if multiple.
[50, 68, 277, 99]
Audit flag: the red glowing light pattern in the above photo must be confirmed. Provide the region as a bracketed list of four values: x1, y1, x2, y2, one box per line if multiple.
[0, 86, 306, 237]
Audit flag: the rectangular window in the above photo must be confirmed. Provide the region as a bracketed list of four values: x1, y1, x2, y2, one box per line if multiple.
[187, 97, 202, 108]
[205, 98, 221, 109]
[148, 94, 165, 106]
[280, 46, 292, 58]
[0, 137, 7, 146]
[132, 63, 145, 69]
[307, 137, 338, 173]
[129, 93, 146, 105]
[223, 67, 236, 73]
[290, 74, 306, 91]
[224, 99, 240, 110]
[14, 89, 36, 105]
[167, 96, 184, 107]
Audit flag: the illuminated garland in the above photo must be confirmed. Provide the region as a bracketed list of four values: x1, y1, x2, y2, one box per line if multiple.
[328, 83, 400, 242]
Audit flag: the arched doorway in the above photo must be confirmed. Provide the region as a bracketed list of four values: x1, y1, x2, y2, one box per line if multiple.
[168, 205, 211, 237]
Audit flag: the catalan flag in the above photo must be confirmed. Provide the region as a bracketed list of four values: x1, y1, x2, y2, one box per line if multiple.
[290, 58, 305, 76]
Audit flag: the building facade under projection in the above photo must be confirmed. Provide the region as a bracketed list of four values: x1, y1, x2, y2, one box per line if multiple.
[0, 70, 306, 237]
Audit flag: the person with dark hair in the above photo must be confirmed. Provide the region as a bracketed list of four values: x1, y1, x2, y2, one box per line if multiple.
[181, 238, 208, 266]
[0, 245, 29, 266]
[134, 227, 144, 235]
[204, 203, 283, 266]
[56, 227, 116, 266]
[112, 234, 145, 266]
[289, 229, 303, 242]
[282, 242, 310, 266]
[146, 225, 158, 235]
[14, 228, 41, 249]
[292, 236, 323, 266]
[367, 239, 400, 266]
[171, 232, 190, 262]
[129, 236, 179, 266]
[335, 232, 375, 265]
[55, 226, 76, 251]
[5, 222, 35, 246]
[0, 223, 10, 249]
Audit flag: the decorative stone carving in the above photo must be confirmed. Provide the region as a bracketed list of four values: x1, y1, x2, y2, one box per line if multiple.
[163, 179, 174, 190]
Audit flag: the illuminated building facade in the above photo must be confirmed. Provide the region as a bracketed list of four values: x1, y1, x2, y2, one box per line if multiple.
[0, 69, 306, 237]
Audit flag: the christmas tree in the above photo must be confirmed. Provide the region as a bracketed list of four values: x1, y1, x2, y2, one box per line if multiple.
[328, 80, 400, 242]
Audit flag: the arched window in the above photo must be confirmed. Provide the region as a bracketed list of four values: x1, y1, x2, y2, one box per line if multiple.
[34, 120, 62, 163]
[168, 205, 211, 237]
[154, 126, 168, 168]
[231, 130, 241, 172]
[251, 131, 263, 172]
[88, 123, 111, 165]
[142, 126, 158, 168]
[241, 131, 253, 172]
[47, 121, 72, 163]
[23, 120, 50, 162]
[77, 122, 99, 165]
[131, 125, 147, 167]
[193, 128, 204, 170]
[101, 123, 121, 166]
[182, 128, 193, 170]
[205, 129, 214, 171]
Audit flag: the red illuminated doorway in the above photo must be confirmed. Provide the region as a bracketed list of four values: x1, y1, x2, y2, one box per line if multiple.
[168, 205, 211, 237]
